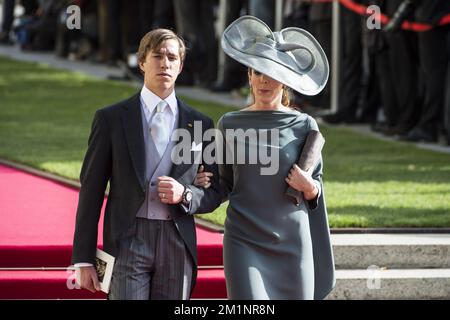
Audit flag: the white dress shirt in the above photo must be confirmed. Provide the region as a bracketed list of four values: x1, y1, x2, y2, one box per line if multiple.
[140, 85, 178, 141]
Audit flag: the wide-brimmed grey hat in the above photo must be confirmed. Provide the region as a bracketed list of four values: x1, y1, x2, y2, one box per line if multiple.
[221, 15, 329, 96]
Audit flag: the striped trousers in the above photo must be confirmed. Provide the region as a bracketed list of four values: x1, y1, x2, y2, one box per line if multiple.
[108, 218, 193, 300]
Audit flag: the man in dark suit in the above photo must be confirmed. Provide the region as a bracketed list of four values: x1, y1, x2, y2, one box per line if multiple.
[400, 0, 450, 142]
[72, 28, 222, 299]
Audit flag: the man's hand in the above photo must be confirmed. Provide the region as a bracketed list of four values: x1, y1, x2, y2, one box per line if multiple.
[76, 266, 101, 293]
[194, 165, 213, 189]
[157, 176, 185, 204]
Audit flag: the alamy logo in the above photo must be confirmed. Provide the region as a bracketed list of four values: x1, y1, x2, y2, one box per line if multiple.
[366, 5, 382, 30]
[170, 121, 280, 175]
[66, 268, 81, 290]
[66, 5, 81, 30]
[366, 265, 382, 289]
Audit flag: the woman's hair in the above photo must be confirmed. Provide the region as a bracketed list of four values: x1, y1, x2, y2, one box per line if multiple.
[248, 68, 293, 108]
[281, 86, 292, 107]
[137, 28, 186, 65]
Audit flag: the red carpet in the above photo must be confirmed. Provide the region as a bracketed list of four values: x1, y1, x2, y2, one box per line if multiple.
[0, 269, 227, 299]
[0, 164, 226, 299]
[0, 165, 100, 268]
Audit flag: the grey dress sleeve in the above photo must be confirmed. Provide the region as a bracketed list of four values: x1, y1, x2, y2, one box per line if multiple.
[306, 116, 323, 211]
[217, 116, 234, 201]
[307, 156, 323, 211]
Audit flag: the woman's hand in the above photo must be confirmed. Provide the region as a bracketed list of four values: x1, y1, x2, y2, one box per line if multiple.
[285, 164, 318, 201]
[194, 165, 213, 189]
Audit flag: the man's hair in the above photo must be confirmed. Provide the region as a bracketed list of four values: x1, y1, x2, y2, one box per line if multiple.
[137, 28, 186, 64]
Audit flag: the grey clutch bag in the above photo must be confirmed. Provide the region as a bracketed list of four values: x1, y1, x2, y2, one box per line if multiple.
[285, 130, 325, 205]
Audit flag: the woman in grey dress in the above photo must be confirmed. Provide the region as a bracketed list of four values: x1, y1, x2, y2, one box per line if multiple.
[195, 16, 335, 299]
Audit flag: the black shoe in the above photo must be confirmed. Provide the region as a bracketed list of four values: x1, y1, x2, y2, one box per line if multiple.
[322, 112, 355, 124]
[0, 32, 13, 45]
[444, 133, 450, 146]
[357, 112, 377, 124]
[106, 59, 119, 67]
[125, 66, 144, 82]
[117, 60, 144, 82]
[354, 115, 375, 124]
[382, 124, 410, 136]
[197, 78, 215, 89]
[399, 128, 438, 143]
[371, 122, 390, 133]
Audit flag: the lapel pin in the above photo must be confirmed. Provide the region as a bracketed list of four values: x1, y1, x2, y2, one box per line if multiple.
[188, 123, 193, 128]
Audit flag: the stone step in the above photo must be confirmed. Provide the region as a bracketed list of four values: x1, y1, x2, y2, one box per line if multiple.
[327, 268, 450, 300]
[0, 268, 227, 299]
[331, 234, 450, 269]
[3, 267, 449, 300]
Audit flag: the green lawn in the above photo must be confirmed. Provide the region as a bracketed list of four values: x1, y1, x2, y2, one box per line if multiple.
[1, 56, 449, 228]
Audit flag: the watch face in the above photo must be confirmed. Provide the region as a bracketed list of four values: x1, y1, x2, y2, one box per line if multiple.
[185, 191, 193, 202]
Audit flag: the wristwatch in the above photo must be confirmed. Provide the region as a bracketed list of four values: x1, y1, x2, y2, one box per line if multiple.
[182, 186, 193, 205]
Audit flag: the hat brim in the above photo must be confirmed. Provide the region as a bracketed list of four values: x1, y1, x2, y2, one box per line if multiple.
[221, 17, 329, 96]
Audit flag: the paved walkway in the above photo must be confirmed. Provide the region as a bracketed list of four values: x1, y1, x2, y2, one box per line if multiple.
[331, 233, 450, 246]
[1, 44, 449, 155]
[0, 44, 124, 80]
[326, 123, 450, 155]
[0, 44, 247, 108]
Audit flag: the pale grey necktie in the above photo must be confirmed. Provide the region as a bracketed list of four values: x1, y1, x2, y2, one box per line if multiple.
[150, 100, 169, 157]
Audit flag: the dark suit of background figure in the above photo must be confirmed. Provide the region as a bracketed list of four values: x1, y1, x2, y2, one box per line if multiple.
[72, 93, 222, 298]
[283, 0, 310, 30]
[211, 0, 248, 92]
[322, 1, 364, 123]
[406, 0, 450, 141]
[173, 0, 218, 87]
[152, 0, 176, 29]
[362, 0, 391, 128]
[370, 0, 421, 134]
[106, 0, 163, 63]
[246, 0, 277, 87]
[309, 1, 332, 109]
[358, 14, 381, 126]
[248, 0, 275, 29]
[21, 0, 61, 51]
[282, 1, 311, 109]
[388, 0, 421, 134]
[338, 2, 363, 122]
[0, 0, 15, 43]
[55, 0, 100, 60]
[445, 30, 450, 144]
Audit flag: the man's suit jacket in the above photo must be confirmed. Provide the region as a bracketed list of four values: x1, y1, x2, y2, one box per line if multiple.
[72, 92, 222, 292]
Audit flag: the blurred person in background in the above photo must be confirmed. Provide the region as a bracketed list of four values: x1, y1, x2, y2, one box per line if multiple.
[173, 0, 218, 87]
[0, 0, 15, 44]
[322, 1, 364, 124]
[399, 0, 450, 142]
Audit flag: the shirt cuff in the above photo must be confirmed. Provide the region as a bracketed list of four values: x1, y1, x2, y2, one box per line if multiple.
[180, 199, 192, 214]
[74, 263, 94, 268]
